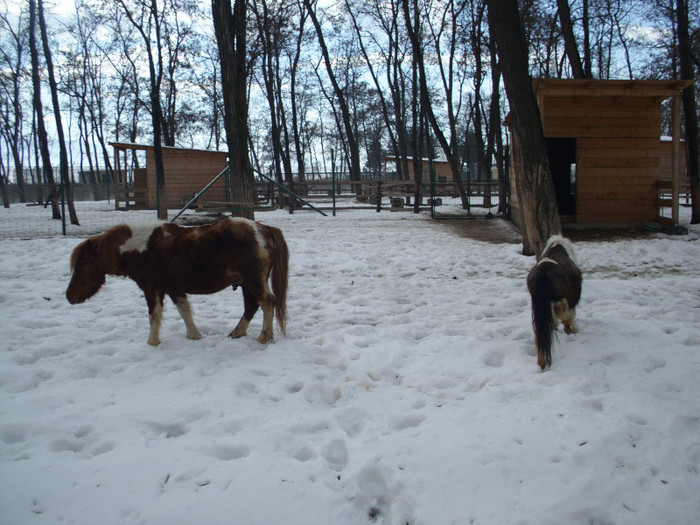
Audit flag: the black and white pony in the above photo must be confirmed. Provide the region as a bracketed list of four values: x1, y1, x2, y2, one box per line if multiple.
[526, 235, 582, 369]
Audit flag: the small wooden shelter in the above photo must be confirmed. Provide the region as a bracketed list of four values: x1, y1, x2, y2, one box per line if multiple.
[383, 156, 459, 182]
[110, 142, 230, 210]
[508, 79, 693, 227]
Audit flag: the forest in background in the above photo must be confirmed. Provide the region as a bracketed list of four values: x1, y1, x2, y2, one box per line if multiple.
[0, 0, 698, 209]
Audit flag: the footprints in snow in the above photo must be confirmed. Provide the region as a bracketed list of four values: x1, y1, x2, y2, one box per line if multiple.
[325, 438, 348, 471]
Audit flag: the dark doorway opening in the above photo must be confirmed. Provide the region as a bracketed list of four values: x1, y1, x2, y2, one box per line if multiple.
[545, 137, 576, 218]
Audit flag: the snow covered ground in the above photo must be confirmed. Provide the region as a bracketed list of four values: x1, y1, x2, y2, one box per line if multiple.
[1, 205, 699, 525]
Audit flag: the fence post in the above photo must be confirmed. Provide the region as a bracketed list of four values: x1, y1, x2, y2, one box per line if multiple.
[430, 163, 436, 219]
[332, 171, 336, 217]
[376, 180, 382, 212]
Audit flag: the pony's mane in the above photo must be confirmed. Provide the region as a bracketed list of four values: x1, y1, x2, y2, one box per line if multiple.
[543, 234, 577, 264]
[70, 240, 88, 271]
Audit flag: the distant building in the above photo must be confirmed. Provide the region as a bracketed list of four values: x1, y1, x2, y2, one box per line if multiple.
[110, 143, 229, 210]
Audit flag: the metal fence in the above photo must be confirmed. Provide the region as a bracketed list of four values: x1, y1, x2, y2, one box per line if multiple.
[0, 177, 507, 240]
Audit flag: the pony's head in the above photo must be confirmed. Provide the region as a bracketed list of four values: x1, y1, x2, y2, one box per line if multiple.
[66, 239, 107, 304]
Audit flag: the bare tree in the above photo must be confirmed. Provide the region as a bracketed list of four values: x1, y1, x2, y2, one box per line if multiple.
[464, 0, 491, 206]
[403, 0, 469, 209]
[28, 0, 60, 218]
[676, 0, 699, 223]
[194, 39, 224, 150]
[289, 0, 310, 182]
[116, 0, 169, 219]
[38, 0, 79, 224]
[487, 0, 561, 255]
[556, 0, 586, 78]
[303, 0, 362, 184]
[160, 0, 199, 147]
[344, 0, 401, 179]
[250, 0, 294, 186]
[347, 0, 412, 183]
[0, 2, 27, 205]
[212, 0, 256, 218]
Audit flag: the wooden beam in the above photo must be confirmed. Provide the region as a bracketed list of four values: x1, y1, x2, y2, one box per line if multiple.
[672, 95, 681, 226]
[112, 144, 120, 211]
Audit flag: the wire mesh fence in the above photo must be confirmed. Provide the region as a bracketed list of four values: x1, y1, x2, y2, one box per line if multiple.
[0, 178, 505, 240]
[0, 200, 163, 240]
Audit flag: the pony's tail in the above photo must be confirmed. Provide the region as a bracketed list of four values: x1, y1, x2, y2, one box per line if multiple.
[269, 226, 289, 335]
[529, 270, 555, 369]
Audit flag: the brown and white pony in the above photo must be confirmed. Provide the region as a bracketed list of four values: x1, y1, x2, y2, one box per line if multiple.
[66, 218, 288, 346]
[526, 235, 582, 369]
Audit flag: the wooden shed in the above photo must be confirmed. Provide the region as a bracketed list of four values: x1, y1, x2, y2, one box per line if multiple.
[508, 79, 693, 227]
[383, 156, 458, 182]
[110, 142, 230, 211]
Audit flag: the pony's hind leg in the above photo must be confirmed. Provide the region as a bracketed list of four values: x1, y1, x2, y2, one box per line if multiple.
[171, 294, 202, 340]
[228, 284, 275, 344]
[253, 272, 276, 344]
[229, 287, 259, 340]
[256, 290, 275, 344]
[554, 299, 578, 334]
[562, 307, 578, 334]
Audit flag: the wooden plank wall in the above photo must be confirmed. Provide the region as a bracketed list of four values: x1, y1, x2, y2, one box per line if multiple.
[146, 149, 229, 209]
[541, 96, 661, 223]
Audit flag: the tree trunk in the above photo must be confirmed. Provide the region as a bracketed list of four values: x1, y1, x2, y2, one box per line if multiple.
[1, 141, 10, 207]
[212, 0, 255, 219]
[556, 0, 586, 79]
[116, 0, 168, 220]
[28, 0, 60, 219]
[582, 0, 591, 78]
[487, 40, 506, 214]
[38, 0, 79, 225]
[345, 0, 401, 183]
[290, 7, 307, 183]
[1, 17, 26, 204]
[676, 0, 699, 224]
[487, 0, 561, 256]
[402, 0, 468, 210]
[304, 0, 362, 186]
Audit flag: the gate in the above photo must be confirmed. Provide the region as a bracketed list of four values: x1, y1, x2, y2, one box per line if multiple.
[429, 165, 506, 219]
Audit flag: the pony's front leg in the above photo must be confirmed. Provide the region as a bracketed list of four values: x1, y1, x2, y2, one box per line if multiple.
[171, 294, 202, 340]
[146, 291, 164, 346]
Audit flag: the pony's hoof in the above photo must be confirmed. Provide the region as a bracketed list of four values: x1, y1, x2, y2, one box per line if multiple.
[148, 339, 161, 346]
[187, 331, 202, 340]
[256, 334, 273, 344]
[228, 329, 246, 339]
[564, 324, 578, 335]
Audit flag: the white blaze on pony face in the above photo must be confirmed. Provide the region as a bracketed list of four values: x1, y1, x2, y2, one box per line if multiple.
[119, 222, 165, 254]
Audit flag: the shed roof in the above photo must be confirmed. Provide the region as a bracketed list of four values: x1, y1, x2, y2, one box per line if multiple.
[532, 79, 694, 100]
[109, 142, 229, 156]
